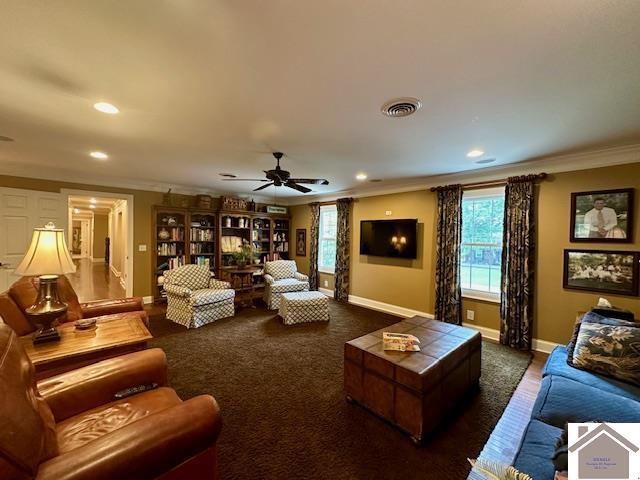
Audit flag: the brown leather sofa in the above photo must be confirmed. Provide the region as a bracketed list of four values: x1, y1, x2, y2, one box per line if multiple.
[0, 323, 222, 480]
[0, 276, 148, 336]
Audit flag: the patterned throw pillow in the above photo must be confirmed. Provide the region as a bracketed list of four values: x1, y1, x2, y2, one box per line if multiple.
[566, 312, 637, 366]
[572, 322, 640, 386]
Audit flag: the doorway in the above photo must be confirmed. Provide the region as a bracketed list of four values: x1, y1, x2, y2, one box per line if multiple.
[65, 191, 134, 301]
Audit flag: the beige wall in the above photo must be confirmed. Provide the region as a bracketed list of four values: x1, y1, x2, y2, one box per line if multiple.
[92, 214, 109, 259]
[289, 162, 640, 345]
[0, 175, 163, 297]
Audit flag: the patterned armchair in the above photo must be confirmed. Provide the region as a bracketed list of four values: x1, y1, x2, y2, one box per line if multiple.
[263, 260, 309, 310]
[164, 265, 235, 328]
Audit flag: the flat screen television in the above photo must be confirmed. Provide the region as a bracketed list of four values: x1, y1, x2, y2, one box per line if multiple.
[360, 219, 418, 259]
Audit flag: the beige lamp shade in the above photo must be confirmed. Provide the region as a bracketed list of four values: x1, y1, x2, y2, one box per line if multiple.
[14, 222, 76, 276]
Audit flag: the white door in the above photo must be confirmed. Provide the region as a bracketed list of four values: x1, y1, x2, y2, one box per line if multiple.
[0, 188, 64, 292]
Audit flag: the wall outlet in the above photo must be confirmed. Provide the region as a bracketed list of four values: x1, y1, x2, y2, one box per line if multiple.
[385, 210, 392, 216]
[466, 309, 475, 321]
[138, 244, 147, 252]
[323, 280, 329, 288]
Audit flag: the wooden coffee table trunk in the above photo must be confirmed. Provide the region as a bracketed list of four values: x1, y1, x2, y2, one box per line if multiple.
[344, 316, 481, 444]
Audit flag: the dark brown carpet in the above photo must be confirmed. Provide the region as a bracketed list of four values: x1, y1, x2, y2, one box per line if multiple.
[149, 301, 531, 480]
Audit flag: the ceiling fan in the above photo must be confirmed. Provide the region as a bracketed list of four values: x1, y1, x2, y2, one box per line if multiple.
[222, 152, 329, 193]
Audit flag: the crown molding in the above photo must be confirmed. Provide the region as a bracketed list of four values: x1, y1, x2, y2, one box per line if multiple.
[283, 144, 640, 205]
[2, 144, 638, 206]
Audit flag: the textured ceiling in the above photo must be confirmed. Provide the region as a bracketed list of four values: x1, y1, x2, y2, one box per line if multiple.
[1, 0, 639, 198]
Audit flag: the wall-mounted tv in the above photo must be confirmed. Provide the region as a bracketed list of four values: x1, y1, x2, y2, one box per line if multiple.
[360, 219, 418, 259]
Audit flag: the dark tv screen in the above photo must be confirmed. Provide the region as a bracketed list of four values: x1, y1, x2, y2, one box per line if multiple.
[360, 219, 417, 259]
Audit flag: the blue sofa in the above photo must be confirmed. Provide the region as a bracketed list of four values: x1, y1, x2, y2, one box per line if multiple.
[513, 346, 640, 479]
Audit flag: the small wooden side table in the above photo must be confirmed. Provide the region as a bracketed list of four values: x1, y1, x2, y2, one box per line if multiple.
[227, 268, 259, 308]
[19, 313, 152, 380]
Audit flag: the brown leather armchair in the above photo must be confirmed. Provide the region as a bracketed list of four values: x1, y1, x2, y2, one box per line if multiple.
[0, 275, 148, 336]
[0, 323, 222, 480]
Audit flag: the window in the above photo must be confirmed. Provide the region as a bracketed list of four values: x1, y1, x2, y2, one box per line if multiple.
[318, 204, 337, 274]
[460, 187, 505, 302]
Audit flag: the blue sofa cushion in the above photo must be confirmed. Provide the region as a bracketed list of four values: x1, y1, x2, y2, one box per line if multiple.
[543, 346, 640, 402]
[513, 419, 563, 480]
[532, 375, 640, 429]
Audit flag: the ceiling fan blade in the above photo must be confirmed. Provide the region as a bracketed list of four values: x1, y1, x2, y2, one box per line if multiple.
[288, 178, 329, 185]
[285, 182, 312, 194]
[253, 182, 274, 191]
[222, 178, 269, 182]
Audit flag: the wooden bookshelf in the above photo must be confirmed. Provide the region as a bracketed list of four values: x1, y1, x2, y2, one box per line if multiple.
[152, 205, 289, 303]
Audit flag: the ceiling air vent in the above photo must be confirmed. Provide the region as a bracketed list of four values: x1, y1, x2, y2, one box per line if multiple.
[381, 97, 422, 118]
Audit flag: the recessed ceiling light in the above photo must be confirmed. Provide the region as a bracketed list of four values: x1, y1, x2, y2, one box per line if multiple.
[93, 102, 119, 114]
[90, 198, 97, 204]
[73, 208, 80, 214]
[467, 149, 484, 158]
[356, 173, 368, 181]
[90, 151, 108, 159]
[0, 135, 14, 142]
[475, 158, 496, 165]
[89, 205, 96, 209]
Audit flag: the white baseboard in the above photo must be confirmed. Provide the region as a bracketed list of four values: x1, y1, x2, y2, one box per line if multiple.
[347, 294, 435, 319]
[319, 289, 559, 354]
[143, 295, 154, 304]
[462, 322, 560, 354]
[92, 257, 105, 263]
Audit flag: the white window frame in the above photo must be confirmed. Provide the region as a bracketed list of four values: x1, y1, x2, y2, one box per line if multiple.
[461, 186, 505, 303]
[318, 204, 337, 274]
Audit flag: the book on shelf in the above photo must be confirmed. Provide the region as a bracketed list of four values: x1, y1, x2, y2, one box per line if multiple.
[190, 227, 214, 241]
[193, 256, 212, 268]
[158, 243, 184, 256]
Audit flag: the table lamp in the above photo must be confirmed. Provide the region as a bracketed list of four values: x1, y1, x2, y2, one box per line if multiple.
[13, 222, 76, 344]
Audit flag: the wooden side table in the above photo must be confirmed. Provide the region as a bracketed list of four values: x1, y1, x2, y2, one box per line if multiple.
[19, 313, 152, 380]
[227, 268, 259, 308]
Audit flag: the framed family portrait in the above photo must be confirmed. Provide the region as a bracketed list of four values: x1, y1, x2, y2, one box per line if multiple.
[570, 188, 634, 242]
[296, 228, 306, 256]
[563, 249, 639, 296]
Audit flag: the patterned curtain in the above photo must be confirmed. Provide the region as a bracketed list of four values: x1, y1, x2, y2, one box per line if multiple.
[434, 185, 463, 325]
[500, 176, 536, 350]
[334, 198, 352, 302]
[308, 202, 320, 291]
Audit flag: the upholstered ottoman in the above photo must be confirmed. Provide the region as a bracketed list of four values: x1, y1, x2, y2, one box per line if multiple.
[344, 316, 481, 444]
[279, 291, 330, 325]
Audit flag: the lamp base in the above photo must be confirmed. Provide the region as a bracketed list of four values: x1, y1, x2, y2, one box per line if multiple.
[33, 326, 61, 344]
[26, 274, 67, 345]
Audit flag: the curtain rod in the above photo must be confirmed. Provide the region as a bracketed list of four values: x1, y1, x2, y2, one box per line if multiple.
[430, 173, 547, 192]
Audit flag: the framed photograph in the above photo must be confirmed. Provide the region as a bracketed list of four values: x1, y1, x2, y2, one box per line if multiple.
[563, 249, 639, 296]
[570, 188, 634, 242]
[296, 228, 306, 256]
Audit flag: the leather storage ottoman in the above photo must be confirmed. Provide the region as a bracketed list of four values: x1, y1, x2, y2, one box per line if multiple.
[344, 315, 481, 444]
